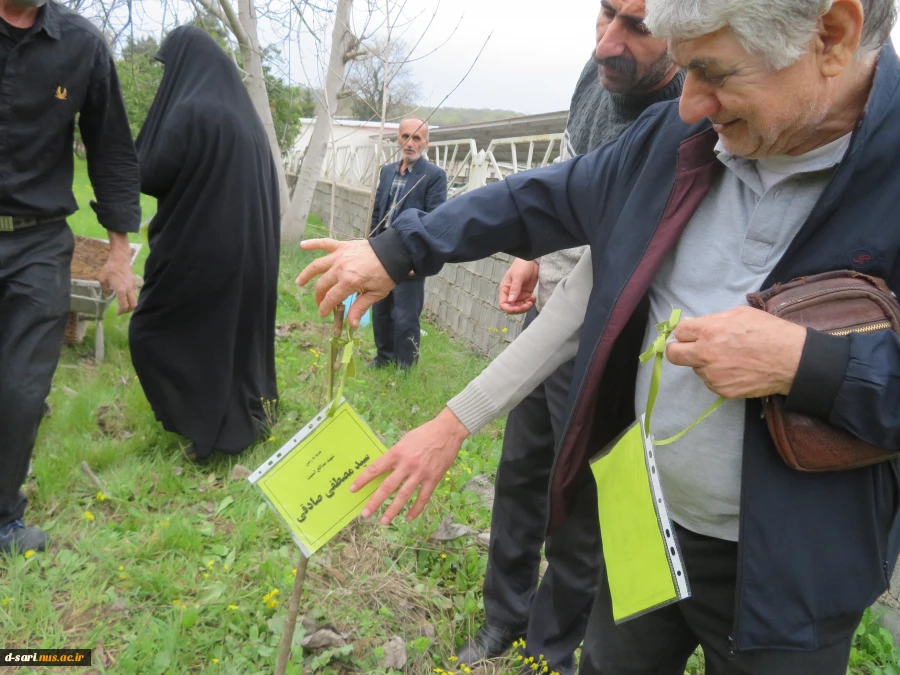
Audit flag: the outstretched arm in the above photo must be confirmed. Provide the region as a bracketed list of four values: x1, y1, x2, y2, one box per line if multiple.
[349, 250, 594, 524]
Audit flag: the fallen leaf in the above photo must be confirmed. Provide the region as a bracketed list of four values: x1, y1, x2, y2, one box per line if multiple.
[464, 474, 495, 510]
[325, 567, 347, 584]
[476, 532, 491, 547]
[378, 636, 407, 670]
[430, 516, 474, 542]
[173, 467, 184, 476]
[301, 629, 346, 650]
[230, 465, 252, 481]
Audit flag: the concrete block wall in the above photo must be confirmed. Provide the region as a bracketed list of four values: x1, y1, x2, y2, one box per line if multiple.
[310, 180, 524, 354]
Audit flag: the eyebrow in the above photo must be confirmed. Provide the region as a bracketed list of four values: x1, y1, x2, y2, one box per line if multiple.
[682, 56, 727, 71]
[600, 0, 646, 26]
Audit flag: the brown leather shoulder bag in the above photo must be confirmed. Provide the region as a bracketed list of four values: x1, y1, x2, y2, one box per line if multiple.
[746, 270, 900, 472]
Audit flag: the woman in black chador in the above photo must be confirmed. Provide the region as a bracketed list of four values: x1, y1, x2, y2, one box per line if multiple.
[131, 26, 280, 460]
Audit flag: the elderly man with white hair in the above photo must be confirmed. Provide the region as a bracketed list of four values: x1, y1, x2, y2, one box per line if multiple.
[299, 0, 900, 671]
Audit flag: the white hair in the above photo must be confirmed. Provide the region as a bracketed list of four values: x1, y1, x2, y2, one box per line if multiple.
[646, 0, 897, 70]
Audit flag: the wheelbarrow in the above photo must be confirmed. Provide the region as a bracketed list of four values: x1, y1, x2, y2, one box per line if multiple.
[66, 237, 141, 362]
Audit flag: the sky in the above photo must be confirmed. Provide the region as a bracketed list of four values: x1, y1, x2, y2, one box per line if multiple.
[128, 0, 900, 118]
[287, 0, 602, 116]
[394, 0, 602, 114]
[283, 0, 900, 117]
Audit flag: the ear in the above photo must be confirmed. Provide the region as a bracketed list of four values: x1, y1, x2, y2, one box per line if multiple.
[816, 0, 865, 77]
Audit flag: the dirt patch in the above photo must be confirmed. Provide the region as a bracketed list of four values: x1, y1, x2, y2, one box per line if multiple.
[71, 236, 137, 282]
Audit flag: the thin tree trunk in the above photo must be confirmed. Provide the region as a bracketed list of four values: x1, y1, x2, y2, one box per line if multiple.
[281, 0, 355, 244]
[235, 0, 291, 216]
[200, 0, 291, 216]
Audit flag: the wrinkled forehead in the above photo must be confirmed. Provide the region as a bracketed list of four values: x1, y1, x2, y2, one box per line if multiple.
[668, 27, 757, 70]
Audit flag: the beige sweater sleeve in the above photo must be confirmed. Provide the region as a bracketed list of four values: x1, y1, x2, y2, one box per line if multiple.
[447, 250, 594, 434]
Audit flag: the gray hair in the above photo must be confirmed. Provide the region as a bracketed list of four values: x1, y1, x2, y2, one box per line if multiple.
[646, 0, 897, 70]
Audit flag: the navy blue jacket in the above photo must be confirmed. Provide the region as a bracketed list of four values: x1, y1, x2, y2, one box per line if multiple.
[369, 157, 447, 236]
[371, 45, 900, 653]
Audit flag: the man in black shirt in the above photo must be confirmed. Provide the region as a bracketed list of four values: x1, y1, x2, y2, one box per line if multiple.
[0, 0, 140, 555]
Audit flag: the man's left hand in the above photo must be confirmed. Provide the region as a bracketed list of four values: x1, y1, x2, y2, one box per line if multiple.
[666, 306, 807, 399]
[98, 232, 136, 315]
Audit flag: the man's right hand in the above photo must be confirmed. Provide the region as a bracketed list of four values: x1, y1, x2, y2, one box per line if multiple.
[297, 238, 396, 327]
[349, 407, 471, 525]
[498, 258, 539, 314]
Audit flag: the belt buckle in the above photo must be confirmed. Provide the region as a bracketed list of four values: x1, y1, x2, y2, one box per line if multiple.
[0, 216, 13, 232]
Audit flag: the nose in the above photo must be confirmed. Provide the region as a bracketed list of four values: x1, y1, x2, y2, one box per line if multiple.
[595, 19, 627, 60]
[678, 72, 722, 124]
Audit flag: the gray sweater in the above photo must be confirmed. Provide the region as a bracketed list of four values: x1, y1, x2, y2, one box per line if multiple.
[536, 62, 685, 309]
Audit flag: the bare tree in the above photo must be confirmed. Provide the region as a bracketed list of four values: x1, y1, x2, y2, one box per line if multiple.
[281, 0, 358, 243]
[193, 0, 292, 215]
[342, 36, 421, 121]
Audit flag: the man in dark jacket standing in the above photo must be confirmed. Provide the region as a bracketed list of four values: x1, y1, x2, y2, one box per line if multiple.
[299, 0, 900, 672]
[368, 118, 446, 369]
[0, 0, 140, 555]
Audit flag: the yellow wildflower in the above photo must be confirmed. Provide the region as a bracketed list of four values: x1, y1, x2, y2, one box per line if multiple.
[95, 491, 106, 502]
[212, 658, 220, 664]
[502, 327, 509, 334]
[228, 605, 239, 611]
[262, 588, 280, 608]
[119, 574, 128, 580]
[83, 511, 95, 521]
[223, 564, 229, 571]
[2, 598, 10, 606]
[172, 600, 182, 606]
[118, 566, 125, 572]
[440, 553, 448, 559]
[203, 573, 209, 579]
[23, 550, 35, 559]
[207, 560, 215, 569]
[448, 656, 458, 663]
[292, 568, 297, 576]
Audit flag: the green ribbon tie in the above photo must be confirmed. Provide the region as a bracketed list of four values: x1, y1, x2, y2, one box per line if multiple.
[639, 308, 725, 446]
[327, 325, 360, 417]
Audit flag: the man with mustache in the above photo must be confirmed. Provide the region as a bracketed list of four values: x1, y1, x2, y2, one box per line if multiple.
[445, 3, 682, 672]
[0, 0, 140, 555]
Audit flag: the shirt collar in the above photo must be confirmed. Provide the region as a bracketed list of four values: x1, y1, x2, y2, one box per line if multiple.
[398, 158, 418, 175]
[714, 134, 850, 195]
[33, 3, 59, 40]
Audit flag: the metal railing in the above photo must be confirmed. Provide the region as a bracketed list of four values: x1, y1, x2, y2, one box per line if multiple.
[298, 132, 566, 198]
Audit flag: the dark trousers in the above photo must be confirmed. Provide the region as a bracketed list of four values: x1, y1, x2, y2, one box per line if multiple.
[372, 277, 425, 368]
[0, 223, 73, 527]
[579, 522, 862, 675]
[483, 309, 600, 675]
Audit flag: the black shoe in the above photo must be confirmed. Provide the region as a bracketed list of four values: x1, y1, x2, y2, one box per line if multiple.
[0, 520, 47, 556]
[455, 624, 523, 667]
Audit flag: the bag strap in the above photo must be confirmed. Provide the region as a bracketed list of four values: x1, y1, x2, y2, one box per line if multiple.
[638, 308, 725, 446]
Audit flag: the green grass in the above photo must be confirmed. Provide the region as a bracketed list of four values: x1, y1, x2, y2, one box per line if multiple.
[0, 171, 509, 674]
[1, 161, 898, 674]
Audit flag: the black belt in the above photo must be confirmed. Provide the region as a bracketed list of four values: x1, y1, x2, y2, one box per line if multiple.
[0, 215, 60, 232]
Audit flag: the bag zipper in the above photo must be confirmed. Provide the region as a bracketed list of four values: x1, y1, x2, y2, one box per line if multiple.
[828, 321, 892, 336]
